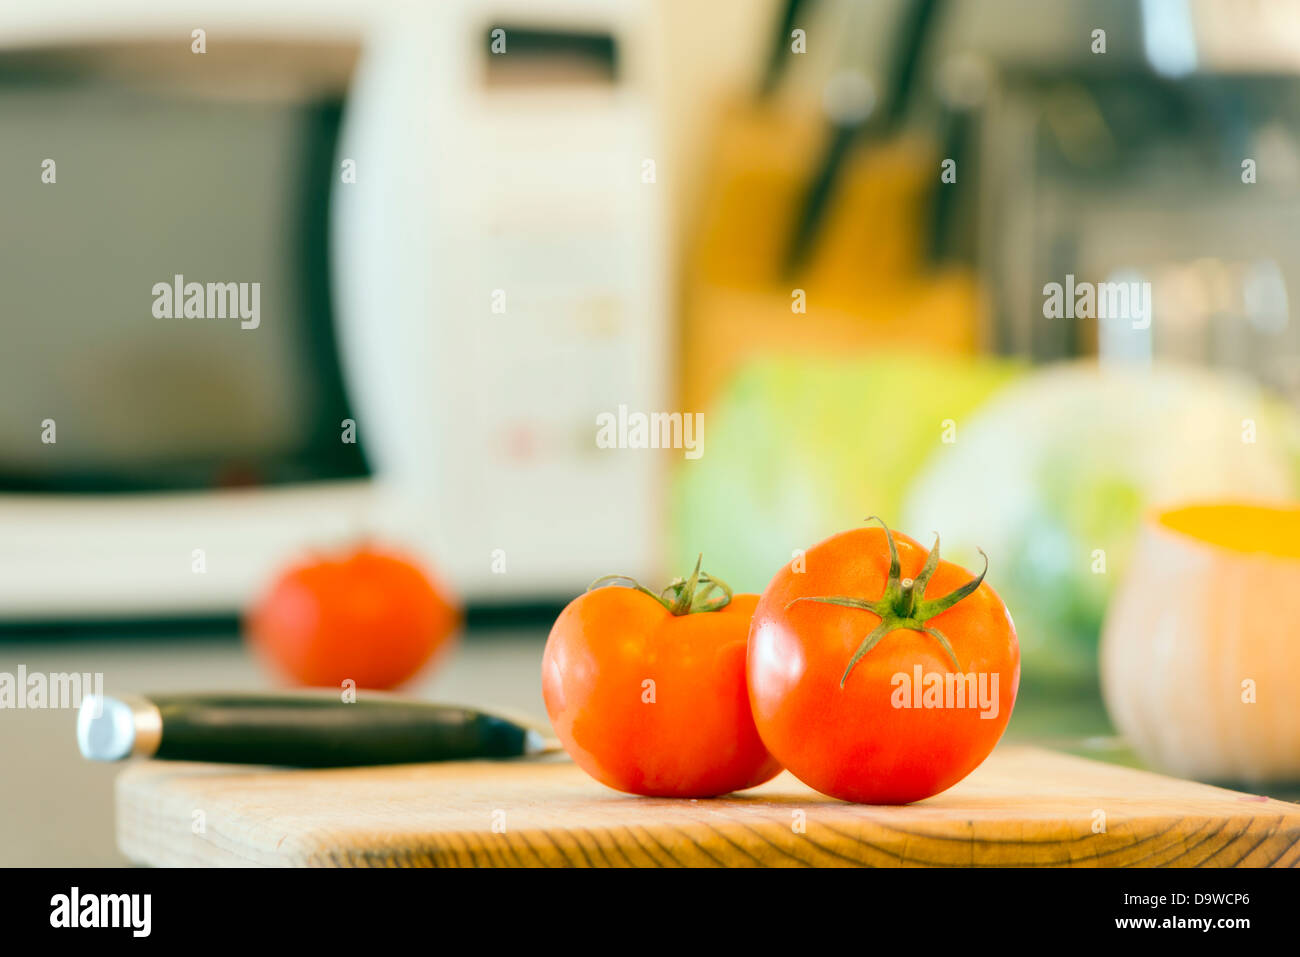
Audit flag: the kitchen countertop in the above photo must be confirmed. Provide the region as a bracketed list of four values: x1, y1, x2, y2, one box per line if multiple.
[0, 626, 1258, 867]
[0, 629, 548, 866]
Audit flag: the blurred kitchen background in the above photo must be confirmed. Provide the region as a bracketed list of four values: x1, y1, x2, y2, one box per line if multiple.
[4, 0, 1300, 864]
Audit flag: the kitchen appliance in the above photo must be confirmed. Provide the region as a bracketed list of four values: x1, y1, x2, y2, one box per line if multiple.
[0, 0, 668, 621]
[924, 0, 1300, 397]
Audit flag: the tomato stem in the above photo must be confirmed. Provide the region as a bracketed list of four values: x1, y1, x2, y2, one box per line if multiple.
[785, 517, 989, 686]
[897, 578, 917, 618]
[589, 555, 734, 615]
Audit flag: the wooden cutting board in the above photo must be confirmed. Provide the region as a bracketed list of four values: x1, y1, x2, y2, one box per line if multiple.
[115, 746, 1300, 867]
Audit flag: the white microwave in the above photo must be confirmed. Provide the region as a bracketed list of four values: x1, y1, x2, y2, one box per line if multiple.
[0, 0, 669, 620]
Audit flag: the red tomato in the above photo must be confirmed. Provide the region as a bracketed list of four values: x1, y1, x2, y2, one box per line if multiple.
[247, 546, 460, 690]
[748, 520, 1019, 804]
[542, 564, 781, 797]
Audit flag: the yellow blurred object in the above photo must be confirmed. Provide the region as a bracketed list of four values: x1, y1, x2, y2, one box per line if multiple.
[679, 100, 983, 413]
[1101, 501, 1300, 784]
[681, 273, 982, 416]
[685, 101, 825, 288]
[1157, 502, 1300, 558]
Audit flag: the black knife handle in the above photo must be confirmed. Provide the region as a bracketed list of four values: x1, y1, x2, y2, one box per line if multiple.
[147, 693, 530, 767]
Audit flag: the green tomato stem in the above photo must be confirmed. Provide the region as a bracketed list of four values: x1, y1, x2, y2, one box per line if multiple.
[786, 517, 989, 686]
[589, 556, 733, 615]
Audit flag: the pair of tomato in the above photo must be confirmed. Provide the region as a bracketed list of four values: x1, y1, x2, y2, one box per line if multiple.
[541, 520, 1020, 804]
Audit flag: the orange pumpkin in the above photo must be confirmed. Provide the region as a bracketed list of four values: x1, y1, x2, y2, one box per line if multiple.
[1100, 502, 1300, 783]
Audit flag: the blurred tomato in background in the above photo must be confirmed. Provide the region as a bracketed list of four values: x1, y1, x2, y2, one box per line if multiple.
[246, 546, 461, 690]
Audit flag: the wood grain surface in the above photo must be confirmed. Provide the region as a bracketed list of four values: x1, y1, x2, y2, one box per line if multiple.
[115, 746, 1300, 867]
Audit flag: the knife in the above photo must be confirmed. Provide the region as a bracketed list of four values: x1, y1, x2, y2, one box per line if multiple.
[782, 0, 944, 275]
[77, 692, 563, 768]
